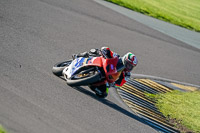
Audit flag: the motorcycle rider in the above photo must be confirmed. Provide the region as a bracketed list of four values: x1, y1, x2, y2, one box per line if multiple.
[72, 47, 138, 98]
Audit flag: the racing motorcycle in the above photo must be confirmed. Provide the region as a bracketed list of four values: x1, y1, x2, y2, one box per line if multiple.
[52, 49, 125, 97]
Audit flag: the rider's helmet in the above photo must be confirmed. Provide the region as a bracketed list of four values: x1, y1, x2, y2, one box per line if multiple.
[122, 52, 138, 72]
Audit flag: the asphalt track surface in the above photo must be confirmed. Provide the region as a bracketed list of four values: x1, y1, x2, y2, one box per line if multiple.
[0, 0, 200, 133]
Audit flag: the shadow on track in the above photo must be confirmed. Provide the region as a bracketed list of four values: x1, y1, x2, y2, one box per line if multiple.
[73, 86, 142, 121]
[73, 87, 179, 133]
[72, 86, 171, 133]
[58, 79, 141, 121]
[55, 73, 177, 133]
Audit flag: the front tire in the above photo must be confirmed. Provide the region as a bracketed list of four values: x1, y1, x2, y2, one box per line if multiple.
[52, 60, 72, 76]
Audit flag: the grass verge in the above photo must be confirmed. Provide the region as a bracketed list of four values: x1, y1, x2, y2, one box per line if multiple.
[146, 90, 200, 132]
[106, 0, 200, 32]
[0, 125, 7, 133]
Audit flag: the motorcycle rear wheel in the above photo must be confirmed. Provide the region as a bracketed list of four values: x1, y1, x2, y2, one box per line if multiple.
[52, 60, 72, 76]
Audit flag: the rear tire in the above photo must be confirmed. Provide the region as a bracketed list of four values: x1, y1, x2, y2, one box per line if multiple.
[52, 60, 72, 76]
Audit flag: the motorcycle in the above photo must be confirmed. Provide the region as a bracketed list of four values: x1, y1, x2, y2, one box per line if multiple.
[52, 49, 125, 97]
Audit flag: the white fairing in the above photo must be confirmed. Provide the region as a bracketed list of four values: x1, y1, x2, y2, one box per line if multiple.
[63, 64, 72, 79]
[63, 58, 84, 79]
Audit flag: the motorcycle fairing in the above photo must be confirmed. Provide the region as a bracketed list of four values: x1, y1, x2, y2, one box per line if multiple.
[86, 57, 103, 67]
[102, 57, 122, 83]
[64, 57, 103, 78]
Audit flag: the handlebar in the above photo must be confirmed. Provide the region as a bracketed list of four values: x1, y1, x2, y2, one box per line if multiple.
[89, 49, 108, 59]
[99, 50, 108, 59]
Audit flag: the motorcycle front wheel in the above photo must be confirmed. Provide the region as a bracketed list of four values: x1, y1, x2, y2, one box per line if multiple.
[52, 60, 72, 76]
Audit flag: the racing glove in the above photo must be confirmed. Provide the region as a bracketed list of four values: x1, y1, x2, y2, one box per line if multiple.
[124, 72, 131, 81]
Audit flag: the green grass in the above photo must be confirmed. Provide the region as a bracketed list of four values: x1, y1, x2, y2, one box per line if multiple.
[0, 125, 7, 133]
[146, 90, 200, 132]
[106, 0, 200, 32]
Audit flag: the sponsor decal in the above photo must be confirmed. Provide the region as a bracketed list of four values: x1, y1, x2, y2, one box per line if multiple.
[110, 64, 114, 70]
